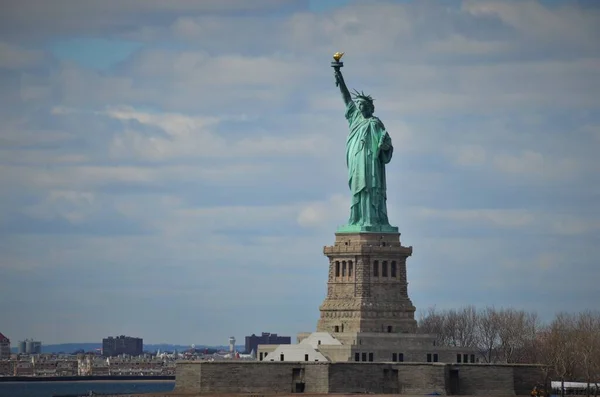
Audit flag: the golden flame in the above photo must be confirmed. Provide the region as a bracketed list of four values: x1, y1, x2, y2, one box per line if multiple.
[333, 52, 345, 62]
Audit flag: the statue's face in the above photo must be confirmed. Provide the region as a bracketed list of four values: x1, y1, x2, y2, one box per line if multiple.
[356, 99, 373, 118]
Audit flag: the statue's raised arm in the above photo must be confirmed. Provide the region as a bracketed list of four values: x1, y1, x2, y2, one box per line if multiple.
[332, 52, 352, 106]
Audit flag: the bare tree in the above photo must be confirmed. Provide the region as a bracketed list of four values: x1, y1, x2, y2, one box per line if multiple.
[574, 311, 600, 397]
[495, 308, 540, 363]
[417, 306, 447, 345]
[547, 313, 579, 397]
[418, 303, 599, 392]
[418, 305, 479, 348]
[453, 306, 479, 348]
[476, 307, 502, 363]
[536, 326, 557, 396]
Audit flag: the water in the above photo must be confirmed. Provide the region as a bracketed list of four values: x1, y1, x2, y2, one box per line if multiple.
[0, 380, 174, 397]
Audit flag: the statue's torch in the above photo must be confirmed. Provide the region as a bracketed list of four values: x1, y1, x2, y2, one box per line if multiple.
[331, 52, 344, 86]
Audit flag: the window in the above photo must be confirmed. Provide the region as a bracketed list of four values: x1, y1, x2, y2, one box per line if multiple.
[399, 353, 404, 362]
[392, 353, 397, 362]
[391, 261, 397, 277]
[426, 353, 432, 362]
[382, 261, 388, 277]
[457, 354, 461, 363]
[334, 326, 339, 332]
[373, 261, 379, 277]
[348, 261, 353, 277]
[362, 352, 367, 362]
[342, 261, 346, 277]
[335, 261, 340, 277]
[355, 353, 360, 362]
[259, 352, 263, 361]
[368, 353, 374, 362]
[463, 354, 468, 363]
[387, 325, 392, 333]
[470, 354, 475, 363]
[433, 354, 438, 362]
[280, 354, 284, 361]
[305, 354, 309, 362]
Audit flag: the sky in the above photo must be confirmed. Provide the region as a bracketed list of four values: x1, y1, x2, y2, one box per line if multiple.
[0, 0, 599, 346]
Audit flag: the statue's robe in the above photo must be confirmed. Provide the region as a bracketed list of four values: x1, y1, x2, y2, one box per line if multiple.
[344, 101, 393, 227]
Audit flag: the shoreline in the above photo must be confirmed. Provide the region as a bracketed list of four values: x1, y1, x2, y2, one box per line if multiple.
[0, 376, 174, 383]
[0, 379, 175, 385]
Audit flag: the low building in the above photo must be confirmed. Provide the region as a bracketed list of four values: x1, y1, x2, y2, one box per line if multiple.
[245, 332, 290, 355]
[0, 360, 15, 376]
[78, 355, 175, 376]
[14, 360, 34, 376]
[102, 335, 143, 357]
[0, 333, 10, 359]
[257, 331, 478, 364]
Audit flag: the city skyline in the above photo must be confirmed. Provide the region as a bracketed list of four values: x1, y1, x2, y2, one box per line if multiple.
[1, 0, 599, 345]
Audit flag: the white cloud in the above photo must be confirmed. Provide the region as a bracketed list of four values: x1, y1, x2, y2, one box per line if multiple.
[445, 144, 487, 166]
[463, 0, 600, 52]
[0, 0, 306, 38]
[101, 107, 332, 161]
[22, 190, 96, 224]
[424, 34, 510, 55]
[547, 214, 600, 236]
[582, 124, 600, 142]
[492, 150, 580, 180]
[414, 207, 535, 229]
[297, 194, 349, 229]
[412, 207, 600, 237]
[0, 42, 45, 69]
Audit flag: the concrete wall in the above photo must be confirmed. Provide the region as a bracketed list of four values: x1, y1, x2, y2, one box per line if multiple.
[175, 362, 329, 394]
[511, 364, 547, 395]
[174, 361, 545, 395]
[303, 363, 329, 393]
[329, 363, 402, 394]
[451, 364, 515, 395]
[174, 362, 201, 392]
[396, 363, 448, 395]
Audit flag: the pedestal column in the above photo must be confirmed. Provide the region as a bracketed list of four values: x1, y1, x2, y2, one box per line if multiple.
[317, 232, 417, 334]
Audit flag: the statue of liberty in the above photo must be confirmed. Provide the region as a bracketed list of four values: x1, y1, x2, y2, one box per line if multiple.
[332, 53, 398, 233]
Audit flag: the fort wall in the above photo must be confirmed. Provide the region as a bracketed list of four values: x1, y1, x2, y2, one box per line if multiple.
[174, 361, 545, 395]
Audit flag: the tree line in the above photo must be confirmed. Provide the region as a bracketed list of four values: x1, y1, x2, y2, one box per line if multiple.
[418, 306, 600, 394]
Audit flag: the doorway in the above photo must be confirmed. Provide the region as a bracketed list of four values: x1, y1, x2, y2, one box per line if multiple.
[292, 368, 305, 393]
[449, 369, 460, 395]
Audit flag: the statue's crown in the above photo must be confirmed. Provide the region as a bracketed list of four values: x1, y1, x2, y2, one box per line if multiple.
[351, 89, 374, 105]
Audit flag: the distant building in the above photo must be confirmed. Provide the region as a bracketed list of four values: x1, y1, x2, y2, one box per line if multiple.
[0, 333, 10, 359]
[245, 332, 290, 355]
[18, 339, 42, 354]
[102, 336, 143, 357]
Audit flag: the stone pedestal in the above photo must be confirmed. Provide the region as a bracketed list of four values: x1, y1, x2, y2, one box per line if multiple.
[317, 232, 417, 334]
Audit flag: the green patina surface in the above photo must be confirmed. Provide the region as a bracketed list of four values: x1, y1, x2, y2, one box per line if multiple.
[333, 57, 398, 234]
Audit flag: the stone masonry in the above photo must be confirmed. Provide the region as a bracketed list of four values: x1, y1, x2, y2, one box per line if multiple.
[173, 361, 547, 395]
[317, 232, 416, 334]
